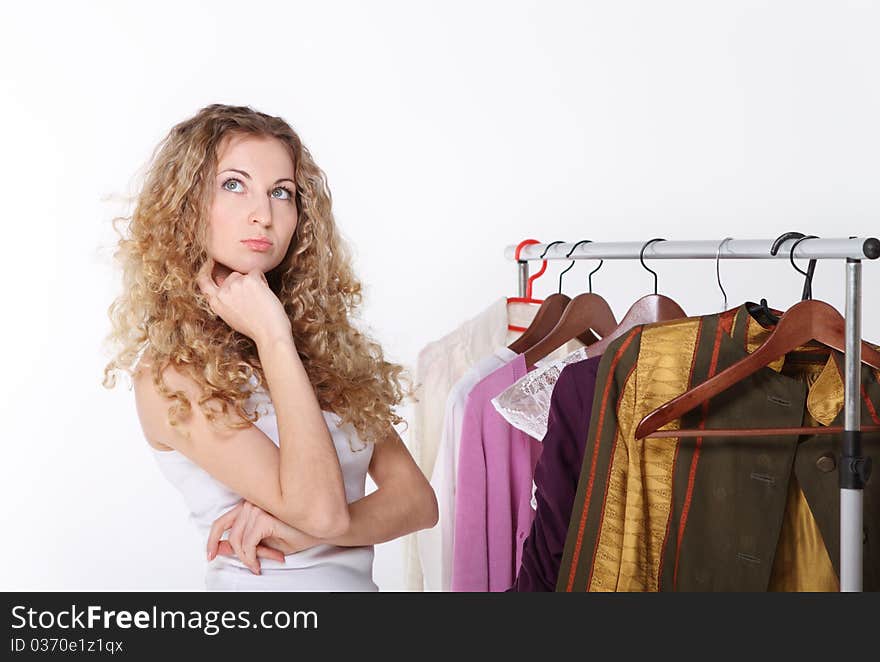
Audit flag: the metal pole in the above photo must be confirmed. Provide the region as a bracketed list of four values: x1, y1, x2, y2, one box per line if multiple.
[504, 237, 880, 262]
[517, 260, 529, 298]
[841, 259, 865, 592]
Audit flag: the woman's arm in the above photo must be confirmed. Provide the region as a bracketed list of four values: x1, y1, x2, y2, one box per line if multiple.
[207, 425, 438, 563]
[257, 334, 351, 537]
[133, 334, 349, 539]
[323, 426, 439, 546]
[275, 426, 438, 548]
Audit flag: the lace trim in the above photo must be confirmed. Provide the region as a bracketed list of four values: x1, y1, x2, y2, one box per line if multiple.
[491, 346, 591, 440]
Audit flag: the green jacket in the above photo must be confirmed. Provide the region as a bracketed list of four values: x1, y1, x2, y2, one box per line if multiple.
[557, 303, 879, 592]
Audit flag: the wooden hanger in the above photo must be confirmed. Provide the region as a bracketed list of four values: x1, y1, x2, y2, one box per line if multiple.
[523, 293, 618, 366]
[509, 293, 599, 354]
[539, 293, 687, 366]
[524, 238, 687, 367]
[509, 240, 599, 354]
[635, 298, 880, 440]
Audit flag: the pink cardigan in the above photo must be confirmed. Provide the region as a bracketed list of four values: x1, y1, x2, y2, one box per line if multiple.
[452, 354, 543, 591]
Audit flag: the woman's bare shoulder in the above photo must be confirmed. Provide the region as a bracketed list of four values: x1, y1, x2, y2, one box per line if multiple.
[131, 354, 184, 452]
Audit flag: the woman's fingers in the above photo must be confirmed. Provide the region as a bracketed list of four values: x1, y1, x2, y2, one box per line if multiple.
[215, 541, 285, 563]
[206, 501, 243, 561]
[218, 517, 285, 572]
[227, 513, 252, 573]
[196, 257, 219, 297]
[210, 501, 287, 573]
[240, 512, 274, 571]
[257, 544, 286, 563]
[238, 506, 271, 573]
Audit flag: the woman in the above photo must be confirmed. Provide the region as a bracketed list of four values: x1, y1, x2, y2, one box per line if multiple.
[102, 103, 438, 591]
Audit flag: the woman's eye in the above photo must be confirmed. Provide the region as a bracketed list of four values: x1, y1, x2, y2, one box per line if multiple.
[222, 178, 293, 201]
[272, 186, 293, 201]
[222, 178, 243, 192]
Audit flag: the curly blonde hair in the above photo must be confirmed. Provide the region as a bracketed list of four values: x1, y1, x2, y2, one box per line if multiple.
[102, 103, 413, 446]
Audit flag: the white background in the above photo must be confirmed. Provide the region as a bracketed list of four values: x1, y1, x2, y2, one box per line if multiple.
[2, 0, 879, 591]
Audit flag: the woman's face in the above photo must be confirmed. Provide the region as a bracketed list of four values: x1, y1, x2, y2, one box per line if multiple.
[205, 133, 298, 285]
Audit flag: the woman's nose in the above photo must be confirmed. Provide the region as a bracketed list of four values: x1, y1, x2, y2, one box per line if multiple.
[249, 199, 273, 226]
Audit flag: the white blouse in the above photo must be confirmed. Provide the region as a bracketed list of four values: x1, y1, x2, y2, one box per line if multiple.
[147, 371, 378, 591]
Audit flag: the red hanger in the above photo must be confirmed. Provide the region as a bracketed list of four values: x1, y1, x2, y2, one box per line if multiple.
[506, 239, 547, 333]
[635, 299, 880, 440]
[509, 240, 601, 354]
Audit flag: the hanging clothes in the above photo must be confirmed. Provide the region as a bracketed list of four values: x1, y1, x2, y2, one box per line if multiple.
[446, 338, 584, 591]
[452, 353, 542, 591]
[449, 338, 588, 592]
[511, 355, 603, 591]
[404, 297, 541, 591]
[416, 339, 583, 591]
[557, 303, 880, 592]
[417, 346, 517, 592]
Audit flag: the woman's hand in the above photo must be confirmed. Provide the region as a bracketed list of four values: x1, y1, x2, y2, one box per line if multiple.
[206, 499, 321, 574]
[196, 257, 292, 346]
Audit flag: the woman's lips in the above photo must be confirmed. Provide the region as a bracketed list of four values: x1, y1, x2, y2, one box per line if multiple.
[241, 240, 272, 252]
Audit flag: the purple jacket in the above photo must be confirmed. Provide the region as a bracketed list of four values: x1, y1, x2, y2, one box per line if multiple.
[452, 354, 542, 592]
[511, 356, 602, 591]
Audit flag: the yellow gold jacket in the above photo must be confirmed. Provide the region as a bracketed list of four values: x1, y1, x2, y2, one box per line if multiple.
[557, 303, 880, 592]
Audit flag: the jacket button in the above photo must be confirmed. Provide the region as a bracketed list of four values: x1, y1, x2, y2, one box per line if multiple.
[816, 454, 836, 472]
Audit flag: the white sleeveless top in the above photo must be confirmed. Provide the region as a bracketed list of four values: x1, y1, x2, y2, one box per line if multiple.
[147, 370, 378, 591]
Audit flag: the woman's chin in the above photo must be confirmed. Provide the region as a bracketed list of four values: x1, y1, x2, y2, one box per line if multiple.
[210, 260, 237, 286]
[212, 252, 278, 282]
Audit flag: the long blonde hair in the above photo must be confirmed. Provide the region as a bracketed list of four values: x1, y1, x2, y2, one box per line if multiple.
[102, 103, 413, 445]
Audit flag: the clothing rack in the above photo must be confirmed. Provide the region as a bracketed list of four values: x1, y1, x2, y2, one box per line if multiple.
[505, 237, 880, 592]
